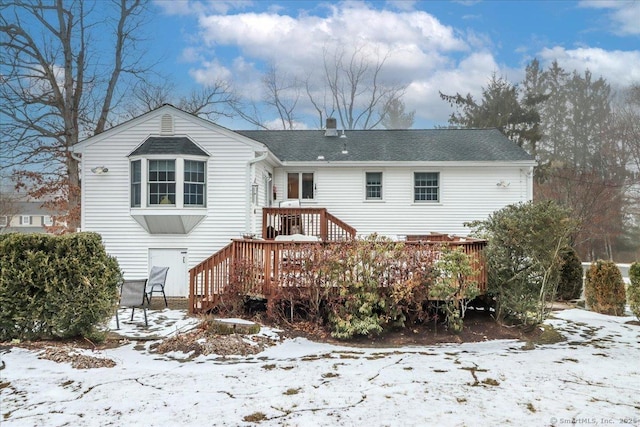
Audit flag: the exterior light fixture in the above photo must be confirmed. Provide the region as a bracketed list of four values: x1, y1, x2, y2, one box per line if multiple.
[496, 180, 510, 188]
[251, 180, 259, 204]
[91, 166, 109, 174]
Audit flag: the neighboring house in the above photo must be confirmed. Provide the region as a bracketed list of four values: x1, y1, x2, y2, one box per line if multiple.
[73, 104, 535, 297]
[0, 201, 56, 234]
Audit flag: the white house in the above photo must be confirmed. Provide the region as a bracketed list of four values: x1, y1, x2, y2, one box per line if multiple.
[73, 105, 535, 297]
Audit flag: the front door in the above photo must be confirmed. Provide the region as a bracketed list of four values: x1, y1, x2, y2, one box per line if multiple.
[148, 248, 188, 297]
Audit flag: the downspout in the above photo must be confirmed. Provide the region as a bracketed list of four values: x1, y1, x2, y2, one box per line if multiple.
[246, 151, 269, 235]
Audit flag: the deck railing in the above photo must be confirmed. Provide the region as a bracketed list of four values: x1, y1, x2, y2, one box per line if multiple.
[189, 236, 487, 314]
[262, 207, 356, 241]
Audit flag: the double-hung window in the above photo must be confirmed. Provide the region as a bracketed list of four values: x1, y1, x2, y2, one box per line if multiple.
[131, 160, 141, 207]
[287, 172, 314, 199]
[414, 172, 439, 202]
[148, 160, 176, 205]
[184, 160, 206, 206]
[366, 172, 383, 200]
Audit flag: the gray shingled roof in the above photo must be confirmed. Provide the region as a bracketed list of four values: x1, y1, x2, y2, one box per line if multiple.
[236, 128, 533, 162]
[129, 137, 208, 157]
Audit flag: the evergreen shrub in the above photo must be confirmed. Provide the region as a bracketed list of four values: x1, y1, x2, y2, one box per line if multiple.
[556, 247, 583, 301]
[466, 201, 577, 327]
[0, 232, 121, 341]
[628, 261, 640, 320]
[584, 260, 626, 316]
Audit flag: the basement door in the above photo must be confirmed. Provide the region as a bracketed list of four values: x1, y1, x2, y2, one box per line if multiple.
[148, 248, 189, 297]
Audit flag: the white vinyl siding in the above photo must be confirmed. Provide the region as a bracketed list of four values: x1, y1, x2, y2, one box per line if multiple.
[274, 165, 531, 238]
[78, 107, 262, 296]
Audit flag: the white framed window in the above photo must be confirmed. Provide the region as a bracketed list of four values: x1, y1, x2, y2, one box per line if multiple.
[0, 216, 7, 227]
[131, 160, 141, 207]
[183, 160, 206, 206]
[414, 172, 439, 202]
[130, 157, 208, 208]
[287, 172, 314, 199]
[365, 172, 383, 200]
[43, 215, 53, 226]
[21, 215, 31, 225]
[148, 160, 176, 205]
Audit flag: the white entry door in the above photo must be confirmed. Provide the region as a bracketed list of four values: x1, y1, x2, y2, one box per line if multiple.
[148, 248, 189, 297]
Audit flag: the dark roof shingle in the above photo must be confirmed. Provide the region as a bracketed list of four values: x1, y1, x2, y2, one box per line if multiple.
[236, 128, 533, 162]
[129, 137, 208, 157]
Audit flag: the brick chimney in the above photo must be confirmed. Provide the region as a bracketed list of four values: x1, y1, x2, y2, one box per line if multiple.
[324, 117, 338, 137]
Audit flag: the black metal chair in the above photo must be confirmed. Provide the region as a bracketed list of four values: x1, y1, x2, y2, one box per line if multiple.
[116, 279, 149, 328]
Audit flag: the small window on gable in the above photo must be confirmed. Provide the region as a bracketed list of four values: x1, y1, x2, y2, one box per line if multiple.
[366, 172, 382, 200]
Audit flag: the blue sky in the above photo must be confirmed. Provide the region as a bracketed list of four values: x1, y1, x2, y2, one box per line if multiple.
[147, 0, 639, 129]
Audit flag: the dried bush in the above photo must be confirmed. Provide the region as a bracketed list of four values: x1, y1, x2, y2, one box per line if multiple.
[627, 261, 640, 320]
[584, 260, 626, 316]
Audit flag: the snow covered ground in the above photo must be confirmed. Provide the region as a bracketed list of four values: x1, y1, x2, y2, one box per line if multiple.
[1, 308, 639, 427]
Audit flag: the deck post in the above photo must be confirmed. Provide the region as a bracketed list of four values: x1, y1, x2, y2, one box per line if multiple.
[320, 208, 328, 241]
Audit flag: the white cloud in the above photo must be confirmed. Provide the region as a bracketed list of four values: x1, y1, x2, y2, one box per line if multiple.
[169, 1, 639, 128]
[405, 51, 502, 124]
[538, 47, 640, 88]
[184, 2, 480, 127]
[579, 0, 640, 36]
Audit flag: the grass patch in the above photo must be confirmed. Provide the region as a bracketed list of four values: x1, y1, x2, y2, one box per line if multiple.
[283, 388, 301, 395]
[243, 412, 267, 422]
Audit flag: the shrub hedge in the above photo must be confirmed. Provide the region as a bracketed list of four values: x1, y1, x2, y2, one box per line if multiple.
[628, 261, 640, 320]
[0, 232, 121, 341]
[557, 247, 583, 301]
[584, 260, 626, 316]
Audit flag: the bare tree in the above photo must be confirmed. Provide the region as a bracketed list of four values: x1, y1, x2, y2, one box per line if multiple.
[127, 78, 238, 122]
[313, 44, 407, 130]
[1, 0, 150, 231]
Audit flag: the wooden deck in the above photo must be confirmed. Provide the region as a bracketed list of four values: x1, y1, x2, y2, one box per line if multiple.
[189, 211, 487, 314]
